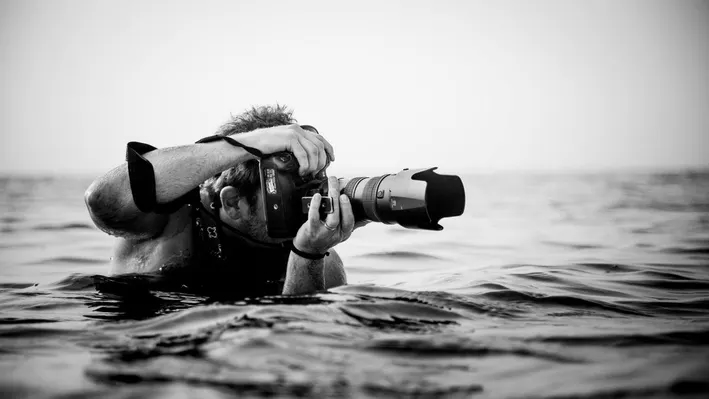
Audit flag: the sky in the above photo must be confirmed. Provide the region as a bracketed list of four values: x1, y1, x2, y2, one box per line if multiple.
[1, 0, 708, 176]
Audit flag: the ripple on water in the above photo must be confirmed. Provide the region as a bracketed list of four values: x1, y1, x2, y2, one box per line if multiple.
[355, 251, 449, 261]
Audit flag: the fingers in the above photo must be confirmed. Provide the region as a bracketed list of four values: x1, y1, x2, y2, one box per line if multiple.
[312, 133, 335, 162]
[298, 137, 324, 176]
[288, 125, 329, 176]
[324, 176, 340, 230]
[307, 192, 322, 230]
[290, 139, 310, 176]
[300, 127, 333, 170]
[340, 194, 355, 240]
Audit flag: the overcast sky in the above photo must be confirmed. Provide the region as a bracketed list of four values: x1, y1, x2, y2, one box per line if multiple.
[1, 0, 707, 176]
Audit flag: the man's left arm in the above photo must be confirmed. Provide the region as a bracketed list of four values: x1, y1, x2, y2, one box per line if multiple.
[282, 176, 354, 295]
[282, 249, 346, 295]
[324, 250, 347, 288]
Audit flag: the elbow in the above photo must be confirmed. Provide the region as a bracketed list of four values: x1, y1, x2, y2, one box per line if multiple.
[83, 175, 168, 240]
[84, 180, 111, 231]
[84, 181, 99, 214]
[84, 178, 126, 235]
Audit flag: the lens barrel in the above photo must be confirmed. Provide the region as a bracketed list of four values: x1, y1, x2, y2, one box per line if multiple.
[340, 168, 465, 230]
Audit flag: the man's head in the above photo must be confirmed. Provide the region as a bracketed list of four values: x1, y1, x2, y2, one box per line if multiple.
[202, 105, 296, 242]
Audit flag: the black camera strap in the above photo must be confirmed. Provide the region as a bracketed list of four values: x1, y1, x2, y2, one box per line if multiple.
[195, 135, 265, 158]
[126, 142, 192, 214]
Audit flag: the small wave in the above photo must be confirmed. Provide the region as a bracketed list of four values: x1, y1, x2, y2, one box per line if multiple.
[512, 271, 635, 298]
[43, 273, 97, 291]
[0, 282, 37, 290]
[362, 381, 483, 398]
[345, 266, 408, 274]
[542, 240, 604, 250]
[631, 269, 698, 280]
[512, 271, 566, 283]
[99, 305, 251, 335]
[525, 328, 709, 347]
[683, 238, 709, 246]
[0, 216, 23, 223]
[387, 228, 420, 235]
[0, 326, 69, 339]
[338, 302, 462, 326]
[626, 278, 709, 290]
[630, 226, 655, 234]
[27, 256, 107, 265]
[478, 290, 647, 316]
[96, 324, 224, 362]
[0, 317, 57, 325]
[662, 246, 709, 255]
[0, 242, 37, 249]
[607, 200, 709, 213]
[573, 262, 636, 273]
[31, 222, 94, 231]
[362, 335, 580, 363]
[86, 360, 319, 397]
[332, 285, 517, 319]
[356, 251, 447, 261]
[465, 282, 511, 291]
[618, 298, 709, 315]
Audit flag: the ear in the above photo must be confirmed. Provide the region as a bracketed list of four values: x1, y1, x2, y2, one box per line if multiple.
[219, 186, 246, 220]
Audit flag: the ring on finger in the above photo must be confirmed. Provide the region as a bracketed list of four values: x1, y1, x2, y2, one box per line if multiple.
[322, 222, 337, 231]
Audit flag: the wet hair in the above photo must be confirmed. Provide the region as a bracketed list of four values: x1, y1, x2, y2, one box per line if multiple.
[201, 105, 296, 208]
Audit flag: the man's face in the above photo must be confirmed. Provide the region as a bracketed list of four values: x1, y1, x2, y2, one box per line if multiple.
[235, 190, 290, 244]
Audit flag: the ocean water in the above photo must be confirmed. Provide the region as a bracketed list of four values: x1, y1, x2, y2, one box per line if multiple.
[1, 171, 708, 398]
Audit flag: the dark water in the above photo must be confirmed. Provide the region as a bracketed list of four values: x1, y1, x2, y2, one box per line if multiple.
[1, 171, 708, 398]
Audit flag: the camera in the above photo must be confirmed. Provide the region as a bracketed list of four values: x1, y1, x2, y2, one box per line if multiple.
[258, 151, 466, 239]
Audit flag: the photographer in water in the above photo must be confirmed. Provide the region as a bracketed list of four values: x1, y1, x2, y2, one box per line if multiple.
[85, 105, 354, 296]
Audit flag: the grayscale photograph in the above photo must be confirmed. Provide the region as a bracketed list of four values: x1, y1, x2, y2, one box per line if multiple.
[1, 0, 708, 398]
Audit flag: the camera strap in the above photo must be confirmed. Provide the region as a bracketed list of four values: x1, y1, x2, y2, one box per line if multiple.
[195, 135, 265, 158]
[126, 142, 192, 214]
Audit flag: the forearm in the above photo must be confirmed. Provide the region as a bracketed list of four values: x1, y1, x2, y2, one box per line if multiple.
[282, 253, 325, 295]
[85, 140, 253, 236]
[143, 141, 249, 203]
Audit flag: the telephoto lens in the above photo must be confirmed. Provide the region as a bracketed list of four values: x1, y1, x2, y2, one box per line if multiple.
[337, 167, 465, 230]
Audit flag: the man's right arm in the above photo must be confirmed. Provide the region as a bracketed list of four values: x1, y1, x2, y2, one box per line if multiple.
[84, 140, 254, 240]
[84, 125, 334, 240]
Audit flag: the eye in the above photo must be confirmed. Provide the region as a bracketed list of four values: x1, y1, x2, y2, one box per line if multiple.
[278, 153, 292, 163]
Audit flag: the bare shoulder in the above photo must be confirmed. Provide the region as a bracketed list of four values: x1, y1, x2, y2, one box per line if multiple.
[110, 205, 194, 275]
[324, 249, 347, 289]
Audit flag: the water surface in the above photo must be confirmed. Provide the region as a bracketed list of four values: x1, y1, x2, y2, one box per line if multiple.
[1, 171, 708, 398]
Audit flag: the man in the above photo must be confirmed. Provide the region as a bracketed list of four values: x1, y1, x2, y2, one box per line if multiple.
[84, 105, 355, 297]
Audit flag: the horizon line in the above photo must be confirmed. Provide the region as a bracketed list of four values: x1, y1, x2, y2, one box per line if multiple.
[1, 163, 708, 179]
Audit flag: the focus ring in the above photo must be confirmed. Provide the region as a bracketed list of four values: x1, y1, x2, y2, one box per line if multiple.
[342, 177, 365, 199]
[361, 175, 387, 223]
[343, 177, 366, 222]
